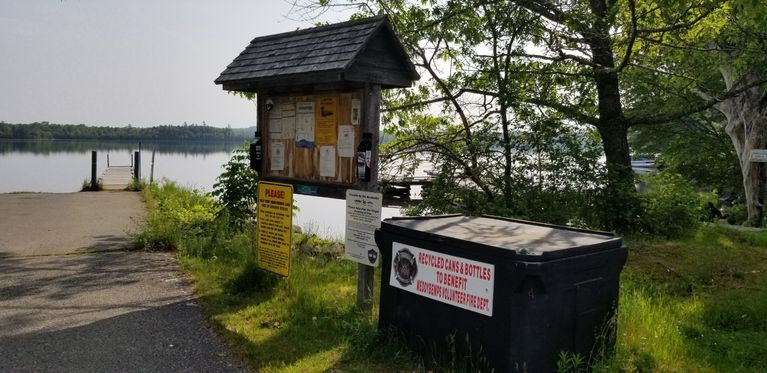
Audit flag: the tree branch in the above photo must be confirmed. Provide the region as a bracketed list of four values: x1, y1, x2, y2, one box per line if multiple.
[614, 0, 638, 72]
[405, 0, 504, 34]
[504, 51, 602, 69]
[628, 78, 767, 126]
[521, 97, 600, 125]
[382, 96, 453, 112]
[636, 4, 718, 34]
[511, 0, 571, 27]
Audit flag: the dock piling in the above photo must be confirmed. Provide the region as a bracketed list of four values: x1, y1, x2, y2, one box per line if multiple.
[134, 151, 141, 180]
[150, 149, 156, 184]
[91, 151, 97, 190]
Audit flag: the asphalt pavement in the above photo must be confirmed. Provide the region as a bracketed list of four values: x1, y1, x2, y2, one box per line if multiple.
[0, 193, 243, 372]
[0, 192, 145, 256]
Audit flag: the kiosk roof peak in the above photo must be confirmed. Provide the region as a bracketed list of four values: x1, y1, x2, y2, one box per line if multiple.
[215, 15, 419, 91]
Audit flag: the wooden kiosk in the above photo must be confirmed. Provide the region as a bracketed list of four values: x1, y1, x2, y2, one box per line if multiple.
[215, 15, 419, 309]
[215, 15, 418, 197]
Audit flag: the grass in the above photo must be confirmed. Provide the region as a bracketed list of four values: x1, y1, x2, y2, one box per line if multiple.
[135, 182, 420, 371]
[80, 178, 103, 191]
[597, 226, 767, 372]
[124, 178, 147, 191]
[180, 255, 421, 372]
[136, 182, 767, 372]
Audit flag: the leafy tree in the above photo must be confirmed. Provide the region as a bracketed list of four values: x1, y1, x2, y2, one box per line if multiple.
[622, 0, 767, 225]
[350, 1, 607, 226]
[297, 0, 766, 230]
[692, 3, 767, 226]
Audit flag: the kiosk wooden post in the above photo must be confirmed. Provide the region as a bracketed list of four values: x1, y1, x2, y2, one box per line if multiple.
[356, 83, 381, 311]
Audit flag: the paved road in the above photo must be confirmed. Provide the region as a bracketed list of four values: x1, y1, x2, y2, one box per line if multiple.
[0, 192, 145, 256]
[0, 193, 243, 372]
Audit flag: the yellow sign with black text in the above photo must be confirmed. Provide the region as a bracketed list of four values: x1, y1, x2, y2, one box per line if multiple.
[256, 181, 294, 277]
[315, 96, 338, 145]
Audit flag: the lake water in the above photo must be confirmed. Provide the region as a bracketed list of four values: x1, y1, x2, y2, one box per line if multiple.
[0, 139, 400, 238]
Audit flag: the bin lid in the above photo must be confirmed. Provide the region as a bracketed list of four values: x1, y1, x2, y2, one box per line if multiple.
[380, 214, 622, 261]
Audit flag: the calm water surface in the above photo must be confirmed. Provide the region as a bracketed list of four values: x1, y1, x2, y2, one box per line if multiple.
[0, 139, 399, 237]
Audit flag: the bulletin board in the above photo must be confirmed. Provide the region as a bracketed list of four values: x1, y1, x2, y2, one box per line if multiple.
[261, 89, 364, 187]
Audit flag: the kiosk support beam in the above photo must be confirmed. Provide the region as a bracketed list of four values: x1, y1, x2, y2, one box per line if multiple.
[357, 83, 381, 312]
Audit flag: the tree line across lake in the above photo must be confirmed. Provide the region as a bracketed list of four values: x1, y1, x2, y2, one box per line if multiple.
[0, 121, 255, 141]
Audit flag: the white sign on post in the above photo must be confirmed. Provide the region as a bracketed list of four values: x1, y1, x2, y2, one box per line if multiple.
[345, 190, 383, 266]
[750, 149, 767, 163]
[389, 242, 495, 316]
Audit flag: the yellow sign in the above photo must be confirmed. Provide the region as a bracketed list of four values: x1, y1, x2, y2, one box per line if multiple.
[257, 181, 294, 277]
[315, 96, 337, 145]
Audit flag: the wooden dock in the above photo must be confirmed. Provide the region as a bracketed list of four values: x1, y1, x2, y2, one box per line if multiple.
[380, 176, 434, 206]
[101, 166, 134, 190]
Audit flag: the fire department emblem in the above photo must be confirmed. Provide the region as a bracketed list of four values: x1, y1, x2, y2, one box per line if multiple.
[393, 248, 418, 286]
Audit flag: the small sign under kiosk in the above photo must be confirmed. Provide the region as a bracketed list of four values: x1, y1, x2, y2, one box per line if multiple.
[345, 190, 383, 266]
[256, 181, 294, 277]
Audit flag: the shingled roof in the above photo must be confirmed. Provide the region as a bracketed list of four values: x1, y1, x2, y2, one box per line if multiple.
[215, 15, 419, 91]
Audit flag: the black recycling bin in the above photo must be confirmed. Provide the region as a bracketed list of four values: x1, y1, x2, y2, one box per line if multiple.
[375, 214, 627, 372]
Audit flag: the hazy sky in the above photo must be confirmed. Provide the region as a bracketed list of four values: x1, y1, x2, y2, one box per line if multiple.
[0, 1, 352, 128]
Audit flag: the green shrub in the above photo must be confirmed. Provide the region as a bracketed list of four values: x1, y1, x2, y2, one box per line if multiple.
[124, 178, 146, 191]
[154, 182, 218, 233]
[724, 203, 748, 225]
[211, 147, 259, 229]
[133, 183, 179, 250]
[134, 215, 180, 251]
[636, 172, 703, 238]
[134, 181, 220, 251]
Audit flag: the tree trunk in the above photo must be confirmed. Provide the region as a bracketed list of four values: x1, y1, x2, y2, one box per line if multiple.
[598, 122, 632, 175]
[586, 0, 638, 230]
[714, 70, 767, 227]
[596, 121, 638, 229]
[500, 102, 514, 210]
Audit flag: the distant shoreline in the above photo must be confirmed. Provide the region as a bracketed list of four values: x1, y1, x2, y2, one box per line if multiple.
[0, 137, 249, 155]
[0, 122, 255, 142]
[0, 138, 249, 143]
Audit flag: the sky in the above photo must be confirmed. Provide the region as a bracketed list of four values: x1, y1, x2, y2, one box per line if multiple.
[0, 0, 354, 128]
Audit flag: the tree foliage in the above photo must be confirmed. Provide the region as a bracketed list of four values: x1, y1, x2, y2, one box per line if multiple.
[296, 0, 767, 230]
[331, 1, 608, 226]
[623, 0, 767, 225]
[393, 116, 605, 225]
[630, 113, 742, 196]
